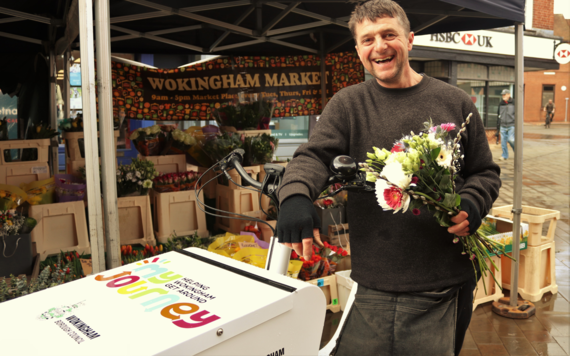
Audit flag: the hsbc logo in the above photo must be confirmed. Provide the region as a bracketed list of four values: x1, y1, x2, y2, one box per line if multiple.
[558, 49, 569, 58]
[430, 32, 493, 48]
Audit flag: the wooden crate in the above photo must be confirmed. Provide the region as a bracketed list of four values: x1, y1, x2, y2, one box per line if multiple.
[152, 189, 209, 244]
[306, 274, 341, 313]
[197, 166, 218, 200]
[501, 241, 558, 302]
[117, 195, 156, 246]
[29, 201, 91, 261]
[63, 130, 120, 162]
[491, 205, 560, 246]
[215, 184, 261, 234]
[138, 154, 186, 175]
[220, 165, 261, 190]
[472, 255, 504, 311]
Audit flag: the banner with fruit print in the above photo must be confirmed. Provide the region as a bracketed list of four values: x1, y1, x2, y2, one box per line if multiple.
[111, 52, 364, 121]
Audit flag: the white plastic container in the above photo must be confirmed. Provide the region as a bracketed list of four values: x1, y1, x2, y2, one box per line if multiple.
[335, 270, 354, 311]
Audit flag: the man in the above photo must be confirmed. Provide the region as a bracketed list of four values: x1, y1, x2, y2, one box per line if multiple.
[497, 89, 515, 161]
[276, 1, 501, 355]
[543, 99, 555, 128]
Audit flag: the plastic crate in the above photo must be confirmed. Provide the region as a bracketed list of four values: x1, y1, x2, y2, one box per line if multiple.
[490, 205, 560, 246]
[63, 130, 120, 162]
[152, 189, 209, 244]
[307, 274, 341, 313]
[335, 270, 354, 312]
[138, 154, 186, 175]
[117, 195, 156, 246]
[0, 139, 50, 165]
[215, 184, 261, 234]
[472, 255, 504, 311]
[501, 241, 558, 302]
[0, 139, 51, 185]
[28, 201, 91, 261]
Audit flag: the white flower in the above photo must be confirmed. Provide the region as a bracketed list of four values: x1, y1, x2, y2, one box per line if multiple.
[136, 171, 141, 178]
[436, 147, 453, 168]
[143, 179, 153, 188]
[126, 172, 133, 180]
[138, 181, 143, 185]
[183, 135, 196, 146]
[129, 130, 139, 140]
[149, 125, 161, 134]
[380, 162, 411, 189]
[144, 127, 151, 136]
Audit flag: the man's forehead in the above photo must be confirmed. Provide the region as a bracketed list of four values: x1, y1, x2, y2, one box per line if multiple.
[355, 16, 402, 35]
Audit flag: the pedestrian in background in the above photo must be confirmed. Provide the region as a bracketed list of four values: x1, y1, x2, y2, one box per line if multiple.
[543, 99, 555, 129]
[498, 89, 515, 161]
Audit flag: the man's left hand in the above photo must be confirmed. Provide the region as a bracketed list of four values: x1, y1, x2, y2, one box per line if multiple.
[448, 199, 482, 236]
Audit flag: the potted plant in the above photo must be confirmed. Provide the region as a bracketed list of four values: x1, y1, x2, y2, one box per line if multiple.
[116, 158, 159, 197]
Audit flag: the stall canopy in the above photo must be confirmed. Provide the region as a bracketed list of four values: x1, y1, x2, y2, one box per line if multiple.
[0, 0, 525, 56]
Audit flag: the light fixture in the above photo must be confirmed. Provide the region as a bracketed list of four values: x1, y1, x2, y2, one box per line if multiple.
[544, 72, 556, 75]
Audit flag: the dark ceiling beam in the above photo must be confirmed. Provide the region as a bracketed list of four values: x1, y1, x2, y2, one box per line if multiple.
[267, 20, 328, 36]
[0, 6, 52, 24]
[124, 0, 254, 36]
[209, 5, 255, 52]
[214, 39, 265, 52]
[0, 31, 42, 44]
[413, 7, 464, 34]
[110, 0, 253, 24]
[271, 29, 321, 40]
[405, 9, 499, 18]
[0, 17, 25, 24]
[267, 38, 318, 53]
[110, 25, 205, 52]
[260, 1, 300, 36]
[266, 2, 348, 28]
[326, 35, 353, 53]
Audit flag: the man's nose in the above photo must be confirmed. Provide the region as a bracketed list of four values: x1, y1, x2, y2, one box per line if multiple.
[373, 37, 387, 52]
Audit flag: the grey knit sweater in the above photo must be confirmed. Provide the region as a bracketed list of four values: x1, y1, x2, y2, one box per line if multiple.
[278, 75, 501, 292]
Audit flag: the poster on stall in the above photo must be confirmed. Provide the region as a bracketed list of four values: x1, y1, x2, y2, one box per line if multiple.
[0, 90, 19, 139]
[108, 52, 365, 121]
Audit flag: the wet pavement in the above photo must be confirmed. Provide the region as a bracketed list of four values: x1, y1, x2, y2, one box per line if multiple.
[459, 123, 570, 356]
[320, 123, 570, 355]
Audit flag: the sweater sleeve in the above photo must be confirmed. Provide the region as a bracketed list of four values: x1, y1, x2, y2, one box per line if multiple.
[458, 101, 502, 217]
[278, 93, 351, 204]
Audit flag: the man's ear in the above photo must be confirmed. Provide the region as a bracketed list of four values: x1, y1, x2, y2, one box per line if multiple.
[408, 31, 414, 51]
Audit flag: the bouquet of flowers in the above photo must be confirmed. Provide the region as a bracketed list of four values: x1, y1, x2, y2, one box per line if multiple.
[152, 171, 200, 193]
[0, 210, 37, 237]
[161, 129, 197, 155]
[320, 241, 349, 274]
[0, 185, 27, 210]
[243, 133, 278, 166]
[129, 124, 165, 156]
[202, 131, 245, 163]
[213, 98, 275, 130]
[116, 158, 159, 197]
[360, 115, 513, 293]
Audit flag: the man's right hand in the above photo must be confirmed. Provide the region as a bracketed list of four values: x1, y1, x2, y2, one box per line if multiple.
[276, 195, 323, 261]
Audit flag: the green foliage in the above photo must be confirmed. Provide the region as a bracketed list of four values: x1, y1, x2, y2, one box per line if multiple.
[243, 133, 279, 166]
[214, 100, 274, 130]
[163, 231, 215, 252]
[202, 131, 245, 163]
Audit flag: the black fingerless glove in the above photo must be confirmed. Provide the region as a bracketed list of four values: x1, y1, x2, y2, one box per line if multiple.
[460, 198, 482, 234]
[276, 195, 321, 244]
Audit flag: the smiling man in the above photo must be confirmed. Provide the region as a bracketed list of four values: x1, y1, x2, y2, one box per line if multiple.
[276, 0, 501, 355]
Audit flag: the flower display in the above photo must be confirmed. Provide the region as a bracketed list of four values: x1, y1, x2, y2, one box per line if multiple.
[162, 128, 197, 155]
[360, 116, 514, 294]
[293, 242, 349, 280]
[129, 124, 165, 156]
[152, 171, 200, 193]
[0, 210, 37, 237]
[213, 99, 275, 130]
[243, 133, 279, 165]
[116, 158, 159, 197]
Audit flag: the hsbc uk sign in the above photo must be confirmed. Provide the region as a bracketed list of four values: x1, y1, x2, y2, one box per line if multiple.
[430, 32, 493, 47]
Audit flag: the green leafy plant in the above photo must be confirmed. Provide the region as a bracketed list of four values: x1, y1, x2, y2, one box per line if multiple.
[243, 133, 278, 166]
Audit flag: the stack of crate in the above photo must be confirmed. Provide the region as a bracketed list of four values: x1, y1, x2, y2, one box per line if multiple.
[215, 165, 261, 234]
[64, 130, 120, 177]
[0, 139, 50, 185]
[491, 205, 560, 302]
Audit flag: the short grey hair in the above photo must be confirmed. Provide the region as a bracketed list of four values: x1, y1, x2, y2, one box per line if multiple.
[348, 0, 411, 39]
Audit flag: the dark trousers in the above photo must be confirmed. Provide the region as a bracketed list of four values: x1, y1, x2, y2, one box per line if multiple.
[333, 275, 479, 356]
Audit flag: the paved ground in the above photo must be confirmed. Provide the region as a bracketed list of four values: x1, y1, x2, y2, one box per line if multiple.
[462, 122, 570, 356]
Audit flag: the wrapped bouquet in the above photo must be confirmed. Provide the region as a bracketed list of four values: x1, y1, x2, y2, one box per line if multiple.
[116, 158, 159, 197]
[152, 171, 200, 193]
[360, 115, 513, 293]
[162, 129, 197, 155]
[129, 124, 164, 156]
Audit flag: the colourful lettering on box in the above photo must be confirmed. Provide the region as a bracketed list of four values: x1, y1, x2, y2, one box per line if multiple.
[332, 298, 338, 305]
[95, 257, 220, 329]
[317, 279, 324, 287]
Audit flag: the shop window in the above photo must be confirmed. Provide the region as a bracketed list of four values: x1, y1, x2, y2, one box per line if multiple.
[489, 66, 515, 81]
[488, 82, 514, 129]
[457, 80, 486, 124]
[271, 115, 309, 139]
[542, 85, 555, 106]
[457, 63, 487, 80]
[424, 61, 449, 78]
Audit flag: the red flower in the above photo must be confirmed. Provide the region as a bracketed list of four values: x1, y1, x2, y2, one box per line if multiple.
[391, 142, 405, 153]
[341, 250, 348, 257]
[291, 250, 299, 259]
[383, 186, 404, 210]
[412, 208, 421, 216]
[411, 177, 419, 184]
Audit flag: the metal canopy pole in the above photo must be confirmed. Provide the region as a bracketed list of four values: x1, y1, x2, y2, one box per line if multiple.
[95, 0, 121, 270]
[510, 22, 524, 307]
[78, 0, 106, 273]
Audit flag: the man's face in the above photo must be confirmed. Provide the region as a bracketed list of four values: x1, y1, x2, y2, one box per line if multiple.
[354, 16, 413, 88]
[548, 99, 553, 104]
[502, 94, 510, 101]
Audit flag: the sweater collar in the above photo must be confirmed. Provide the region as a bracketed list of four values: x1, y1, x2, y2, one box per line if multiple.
[369, 74, 430, 96]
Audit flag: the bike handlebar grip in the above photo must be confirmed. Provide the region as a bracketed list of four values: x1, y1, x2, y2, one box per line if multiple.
[229, 156, 263, 190]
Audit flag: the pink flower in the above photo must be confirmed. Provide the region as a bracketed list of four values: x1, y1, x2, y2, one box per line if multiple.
[412, 208, 421, 215]
[383, 186, 404, 210]
[440, 123, 456, 132]
[391, 142, 405, 153]
[411, 177, 419, 184]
